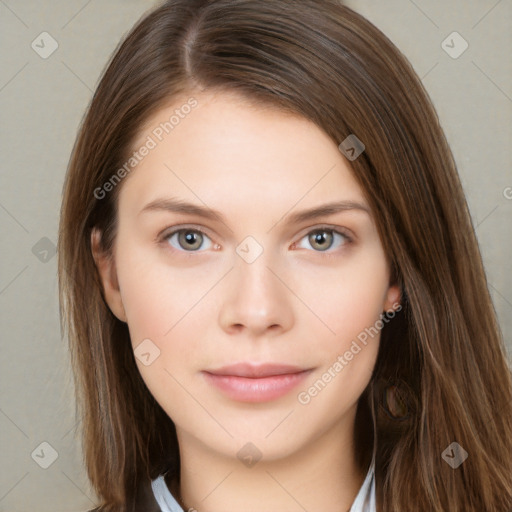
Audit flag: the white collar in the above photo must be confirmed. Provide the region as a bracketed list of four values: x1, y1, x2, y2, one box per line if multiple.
[349, 450, 376, 512]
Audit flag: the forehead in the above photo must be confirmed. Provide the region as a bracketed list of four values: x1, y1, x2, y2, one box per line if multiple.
[120, 90, 368, 217]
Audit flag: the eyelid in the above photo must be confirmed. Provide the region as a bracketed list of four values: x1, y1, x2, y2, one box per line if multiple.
[158, 223, 216, 242]
[294, 223, 354, 243]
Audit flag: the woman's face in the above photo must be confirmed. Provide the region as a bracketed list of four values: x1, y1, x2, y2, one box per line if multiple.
[94, 89, 400, 461]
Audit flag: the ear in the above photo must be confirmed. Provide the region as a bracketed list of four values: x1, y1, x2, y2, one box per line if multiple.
[90, 228, 127, 322]
[383, 283, 401, 314]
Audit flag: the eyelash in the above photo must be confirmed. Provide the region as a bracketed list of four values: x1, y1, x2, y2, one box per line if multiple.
[158, 224, 353, 258]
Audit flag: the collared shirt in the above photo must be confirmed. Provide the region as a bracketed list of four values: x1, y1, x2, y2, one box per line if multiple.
[150, 455, 376, 512]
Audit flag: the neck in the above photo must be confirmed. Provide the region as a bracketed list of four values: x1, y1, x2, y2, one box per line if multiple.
[167, 408, 370, 512]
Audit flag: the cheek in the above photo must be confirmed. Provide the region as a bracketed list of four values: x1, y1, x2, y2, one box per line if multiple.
[294, 245, 389, 351]
[293, 260, 387, 414]
[114, 238, 221, 416]
[114, 242, 204, 422]
[115, 238, 214, 345]
[116, 233, 389, 361]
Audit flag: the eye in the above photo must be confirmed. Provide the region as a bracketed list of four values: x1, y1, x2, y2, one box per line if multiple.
[294, 227, 352, 253]
[159, 225, 352, 255]
[163, 228, 213, 252]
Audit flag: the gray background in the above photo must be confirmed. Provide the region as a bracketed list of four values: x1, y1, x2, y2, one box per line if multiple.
[1, 0, 511, 510]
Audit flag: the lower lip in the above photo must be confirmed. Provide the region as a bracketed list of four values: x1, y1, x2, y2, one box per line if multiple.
[202, 370, 312, 403]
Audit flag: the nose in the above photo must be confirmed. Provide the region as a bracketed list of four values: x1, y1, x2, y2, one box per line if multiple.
[218, 249, 294, 339]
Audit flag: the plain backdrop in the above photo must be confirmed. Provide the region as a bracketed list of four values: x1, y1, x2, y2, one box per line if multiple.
[0, 0, 511, 510]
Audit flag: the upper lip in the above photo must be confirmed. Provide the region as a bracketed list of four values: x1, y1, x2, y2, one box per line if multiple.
[204, 363, 309, 378]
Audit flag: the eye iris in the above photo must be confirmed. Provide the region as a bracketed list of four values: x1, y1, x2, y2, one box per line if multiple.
[309, 230, 333, 251]
[179, 230, 202, 250]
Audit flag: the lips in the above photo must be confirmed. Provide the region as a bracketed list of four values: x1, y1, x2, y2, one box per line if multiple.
[205, 362, 308, 378]
[202, 362, 312, 402]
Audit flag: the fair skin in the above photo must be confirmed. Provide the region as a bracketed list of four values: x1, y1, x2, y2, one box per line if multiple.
[92, 89, 400, 512]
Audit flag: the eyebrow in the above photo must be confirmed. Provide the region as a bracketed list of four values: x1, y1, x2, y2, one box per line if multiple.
[139, 197, 371, 225]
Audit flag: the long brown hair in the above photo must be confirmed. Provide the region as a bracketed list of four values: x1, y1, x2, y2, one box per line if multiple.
[58, 1, 512, 510]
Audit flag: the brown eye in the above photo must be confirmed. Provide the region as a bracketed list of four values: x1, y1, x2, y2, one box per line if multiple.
[308, 230, 334, 251]
[178, 230, 203, 250]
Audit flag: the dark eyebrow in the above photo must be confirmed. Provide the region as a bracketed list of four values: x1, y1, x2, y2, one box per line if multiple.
[139, 198, 226, 223]
[284, 200, 371, 224]
[139, 197, 371, 225]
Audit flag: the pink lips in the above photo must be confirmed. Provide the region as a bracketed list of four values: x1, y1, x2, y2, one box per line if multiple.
[202, 363, 312, 403]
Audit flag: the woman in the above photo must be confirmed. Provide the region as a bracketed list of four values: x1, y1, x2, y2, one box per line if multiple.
[58, 1, 512, 510]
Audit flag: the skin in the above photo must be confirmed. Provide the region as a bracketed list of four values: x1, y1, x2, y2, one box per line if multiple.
[92, 89, 401, 512]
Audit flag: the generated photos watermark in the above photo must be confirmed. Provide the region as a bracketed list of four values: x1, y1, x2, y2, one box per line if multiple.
[297, 302, 402, 405]
[93, 97, 198, 200]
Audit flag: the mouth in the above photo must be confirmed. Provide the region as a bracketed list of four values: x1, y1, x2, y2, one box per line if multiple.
[202, 362, 313, 403]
